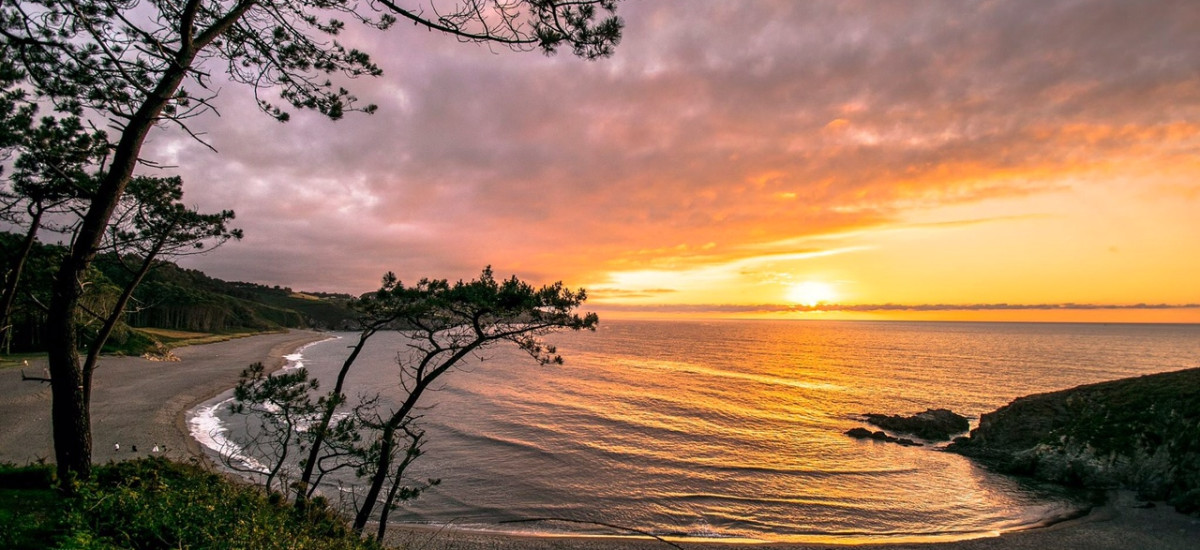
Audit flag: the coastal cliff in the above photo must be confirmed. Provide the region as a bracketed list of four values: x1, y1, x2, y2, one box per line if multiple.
[948, 367, 1200, 515]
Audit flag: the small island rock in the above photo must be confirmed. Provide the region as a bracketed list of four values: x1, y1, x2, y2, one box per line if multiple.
[845, 427, 924, 447]
[864, 408, 970, 441]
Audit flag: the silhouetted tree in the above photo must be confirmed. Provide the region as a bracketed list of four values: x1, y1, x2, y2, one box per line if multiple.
[227, 362, 320, 494]
[343, 267, 596, 535]
[0, 0, 622, 486]
[0, 52, 30, 154]
[230, 268, 595, 537]
[79, 175, 241, 405]
[358, 414, 437, 542]
[0, 232, 62, 352]
[293, 268, 430, 503]
[0, 105, 106, 346]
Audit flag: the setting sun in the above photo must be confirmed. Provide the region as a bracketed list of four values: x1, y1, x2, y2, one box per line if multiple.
[786, 281, 838, 307]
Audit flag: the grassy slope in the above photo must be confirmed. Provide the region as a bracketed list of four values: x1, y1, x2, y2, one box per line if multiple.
[0, 459, 383, 550]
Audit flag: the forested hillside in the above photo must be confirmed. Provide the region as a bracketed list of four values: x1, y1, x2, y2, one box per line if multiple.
[1, 232, 355, 353]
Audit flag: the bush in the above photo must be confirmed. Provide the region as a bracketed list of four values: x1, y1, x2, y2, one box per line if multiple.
[1170, 488, 1200, 515]
[0, 463, 54, 489]
[0, 458, 382, 550]
[0, 464, 64, 549]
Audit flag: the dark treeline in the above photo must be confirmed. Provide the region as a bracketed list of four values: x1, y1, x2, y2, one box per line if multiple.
[1, 231, 356, 353]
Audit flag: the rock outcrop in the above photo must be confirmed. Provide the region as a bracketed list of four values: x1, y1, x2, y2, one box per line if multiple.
[864, 408, 970, 441]
[947, 367, 1200, 516]
[844, 427, 923, 447]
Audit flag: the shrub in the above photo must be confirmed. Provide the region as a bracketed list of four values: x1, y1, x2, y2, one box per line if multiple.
[0, 458, 381, 550]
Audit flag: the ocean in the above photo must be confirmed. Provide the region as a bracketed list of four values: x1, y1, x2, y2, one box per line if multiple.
[189, 319, 1200, 543]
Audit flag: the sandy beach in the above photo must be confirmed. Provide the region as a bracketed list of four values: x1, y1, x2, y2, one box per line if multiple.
[0, 330, 328, 466]
[2, 331, 1198, 549]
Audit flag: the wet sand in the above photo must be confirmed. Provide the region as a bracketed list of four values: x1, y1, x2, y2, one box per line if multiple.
[2, 331, 1197, 549]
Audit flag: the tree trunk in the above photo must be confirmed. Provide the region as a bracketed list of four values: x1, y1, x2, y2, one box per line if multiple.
[376, 468, 401, 541]
[297, 327, 379, 502]
[81, 229, 173, 406]
[45, 60, 193, 487]
[0, 206, 44, 344]
[353, 422, 396, 532]
[45, 302, 90, 484]
[352, 343, 480, 532]
[375, 430, 423, 541]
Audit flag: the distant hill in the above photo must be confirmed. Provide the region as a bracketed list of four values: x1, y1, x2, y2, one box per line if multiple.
[97, 259, 358, 333]
[1, 231, 358, 353]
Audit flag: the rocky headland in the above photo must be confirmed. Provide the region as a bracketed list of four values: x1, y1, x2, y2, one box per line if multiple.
[947, 367, 1200, 515]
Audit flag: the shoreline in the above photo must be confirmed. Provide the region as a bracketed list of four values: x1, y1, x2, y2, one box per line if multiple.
[374, 490, 1100, 548]
[178, 332, 339, 469]
[3, 331, 1198, 549]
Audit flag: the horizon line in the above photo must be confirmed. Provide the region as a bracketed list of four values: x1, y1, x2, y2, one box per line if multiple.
[588, 302, 1200, 314]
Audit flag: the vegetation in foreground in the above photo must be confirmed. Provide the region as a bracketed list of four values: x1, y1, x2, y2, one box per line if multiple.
[0, 458, 382, 550]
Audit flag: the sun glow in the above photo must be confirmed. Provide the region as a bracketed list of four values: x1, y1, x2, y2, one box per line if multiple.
[786, 281, 838, 307]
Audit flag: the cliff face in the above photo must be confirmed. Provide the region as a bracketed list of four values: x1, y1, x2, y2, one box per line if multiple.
[948, 367, 1200, 515]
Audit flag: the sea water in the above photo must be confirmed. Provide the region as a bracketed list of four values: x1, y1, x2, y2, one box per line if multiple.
[190, 319, 1200, 543]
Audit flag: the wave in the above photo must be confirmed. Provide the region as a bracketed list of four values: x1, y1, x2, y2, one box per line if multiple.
[187, 396, 269, 473]
[186, 335, 340, 474]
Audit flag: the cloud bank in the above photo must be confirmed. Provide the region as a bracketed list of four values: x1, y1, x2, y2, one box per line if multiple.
[133, 0, 1200, 314]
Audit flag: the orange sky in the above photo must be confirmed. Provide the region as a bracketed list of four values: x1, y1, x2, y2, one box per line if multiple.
[153, 1, 1200, 323]
[584, 159, 1200, 322]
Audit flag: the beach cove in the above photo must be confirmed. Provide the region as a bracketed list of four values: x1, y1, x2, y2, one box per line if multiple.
[2, 328, 1198, 549]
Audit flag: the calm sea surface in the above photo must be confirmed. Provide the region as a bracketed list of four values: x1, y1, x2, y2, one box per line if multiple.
[192, 319, 1200, 543]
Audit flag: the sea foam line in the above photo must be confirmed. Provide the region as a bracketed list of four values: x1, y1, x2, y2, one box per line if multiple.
[187, 335, 341, 473]
[188, 396, 269, 473]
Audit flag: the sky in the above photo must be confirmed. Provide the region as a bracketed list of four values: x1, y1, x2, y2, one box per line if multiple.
[143, 0, 1200, 323]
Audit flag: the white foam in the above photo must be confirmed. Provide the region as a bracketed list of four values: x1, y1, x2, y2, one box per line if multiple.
[282, 335, 340, 371]
[187, 335, 341, 474]
[188, 396, 269, 473]
[281, 352, 305, 372]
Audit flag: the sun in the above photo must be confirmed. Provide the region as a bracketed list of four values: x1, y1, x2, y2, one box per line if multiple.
[786, 281, 838, 307]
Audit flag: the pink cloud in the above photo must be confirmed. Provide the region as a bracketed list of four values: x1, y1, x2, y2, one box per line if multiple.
[133, 0, 1200, 295]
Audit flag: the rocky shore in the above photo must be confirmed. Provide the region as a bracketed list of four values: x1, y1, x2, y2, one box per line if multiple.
[947, 367, 1200, 515]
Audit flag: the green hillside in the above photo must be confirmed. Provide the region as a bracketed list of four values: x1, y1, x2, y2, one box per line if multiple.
[1, 232, 356, 355]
